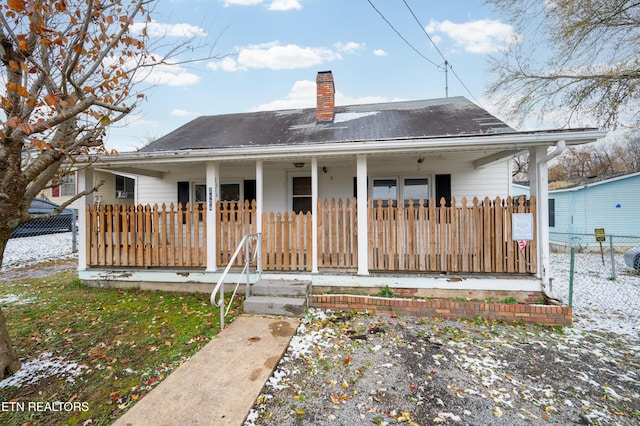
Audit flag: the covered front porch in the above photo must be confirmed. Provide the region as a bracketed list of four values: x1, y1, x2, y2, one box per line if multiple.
[75, 142, 568, 299]
[82, 194, 537, 275]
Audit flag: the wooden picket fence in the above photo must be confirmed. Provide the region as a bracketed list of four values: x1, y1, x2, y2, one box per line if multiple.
[217, 200, 257, 267]
[261, 211, 312, 271]
[317, 198, 358, 270]
[87, 196, 536, 274]
[86, 203, 206, 267]
[367, 196, 536, 273]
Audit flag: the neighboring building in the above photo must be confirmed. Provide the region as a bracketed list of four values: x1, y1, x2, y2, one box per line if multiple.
[548, 172, 640, 247]
[76, 71, 606, 302]
[39, 170, 136, 209]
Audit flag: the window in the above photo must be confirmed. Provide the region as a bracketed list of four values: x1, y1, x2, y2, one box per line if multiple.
[220, 183, 240, 201]
[52, 173, 76, 197]
[372, 179, 397, 205]
[115, 175, 135, 199]
[403, 178, 429, 206]
[292, 176, 312, 214]
[371, 176, 430, 207]
[60, 174, 76, 197]
[194, 184, 207, 204]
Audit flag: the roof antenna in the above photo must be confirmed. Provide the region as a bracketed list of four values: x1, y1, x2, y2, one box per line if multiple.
[444, 60, 449, 98]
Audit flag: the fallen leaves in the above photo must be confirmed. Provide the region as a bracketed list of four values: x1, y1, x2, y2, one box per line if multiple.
[248, 309, 640, 426]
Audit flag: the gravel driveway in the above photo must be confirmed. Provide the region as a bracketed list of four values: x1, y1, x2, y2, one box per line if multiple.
[246, 256, 640, 426]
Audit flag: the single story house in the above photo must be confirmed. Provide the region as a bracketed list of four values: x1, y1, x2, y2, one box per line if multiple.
[547, 171, 640, 248]
[76, 71, 606, 303]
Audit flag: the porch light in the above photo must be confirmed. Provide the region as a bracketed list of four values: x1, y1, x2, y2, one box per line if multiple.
[293, 162, 305, 169]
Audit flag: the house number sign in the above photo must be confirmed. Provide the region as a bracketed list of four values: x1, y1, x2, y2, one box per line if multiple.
[512, 213, 533, 241]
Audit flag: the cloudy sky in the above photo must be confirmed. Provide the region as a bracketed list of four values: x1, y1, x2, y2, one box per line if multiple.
[108, 0, 526, 151]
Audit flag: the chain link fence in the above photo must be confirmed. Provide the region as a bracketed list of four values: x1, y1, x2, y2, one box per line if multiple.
[549, 231, 640, 334]
[2, 210, 78, 270]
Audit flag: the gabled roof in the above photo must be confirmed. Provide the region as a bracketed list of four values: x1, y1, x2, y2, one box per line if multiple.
[139, 97, 514, 152]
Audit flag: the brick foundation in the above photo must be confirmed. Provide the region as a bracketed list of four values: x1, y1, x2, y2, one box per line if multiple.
[310, 294, 572, 326]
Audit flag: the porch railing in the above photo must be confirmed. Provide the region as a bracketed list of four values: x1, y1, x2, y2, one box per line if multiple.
[261, 211, 312, 271]
[367, 196, 536, 273]
[317, 198, 357, 270]
[86, 203, 206, 267]
[86, 196, 536, 274]
[217, 200, 256, 267]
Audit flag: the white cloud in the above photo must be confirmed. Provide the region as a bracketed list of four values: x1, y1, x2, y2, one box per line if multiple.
[334, 42, 365, 54]
[373, 49, 387, 57]
[207, 56, 240, 71]
[102, 53, 200, 88]
[253, 79, 402, 111]
[268, 0, 302, 11]
[137, 63, 201, 87]
[130, 21, 206, 37]
[209, 42, 342, 71]
[223, 0, 301, 9]
[254, 80, 316, 111]
[426, 19, 518, 54]
[171, 109, 201, 117]
[223, 0, 263, 6]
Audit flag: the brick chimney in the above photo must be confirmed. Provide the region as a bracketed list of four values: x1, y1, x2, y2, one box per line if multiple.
[316, 71, 335, 123]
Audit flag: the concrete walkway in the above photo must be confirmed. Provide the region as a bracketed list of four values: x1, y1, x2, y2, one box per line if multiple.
[113, 315, 299, 426]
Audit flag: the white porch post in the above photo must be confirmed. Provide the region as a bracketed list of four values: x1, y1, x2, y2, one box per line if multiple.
[206, 162, 219, 272]
[530, 146, 550, 287]
[255, 161, 263, 272]
[255, 160, 263, 235]
[311, 158, 319, 273]
[357, 155, 369, 275]
[77, 167, 93, 271]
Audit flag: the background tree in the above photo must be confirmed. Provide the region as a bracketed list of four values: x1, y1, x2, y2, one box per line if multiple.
[0, 0, 213, 378]
[487, 0, 640, 129]
[547, 137, 640, 183]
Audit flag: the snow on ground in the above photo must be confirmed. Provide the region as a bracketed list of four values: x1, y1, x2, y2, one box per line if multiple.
[0, 352, 87, 388]
[549, 252, 640, 337]
[1, 232, 76, 270]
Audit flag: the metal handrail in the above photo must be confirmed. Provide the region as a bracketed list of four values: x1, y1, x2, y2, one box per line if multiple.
[210, 233, 261, 329]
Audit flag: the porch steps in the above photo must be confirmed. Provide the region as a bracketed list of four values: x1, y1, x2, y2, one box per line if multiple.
[244, 279, 310, 317]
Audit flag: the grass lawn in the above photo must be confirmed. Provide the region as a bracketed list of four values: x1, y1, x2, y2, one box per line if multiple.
[0, 270, 241, 425]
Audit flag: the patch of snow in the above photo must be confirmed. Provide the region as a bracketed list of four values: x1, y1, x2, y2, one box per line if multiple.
[2, 232, 76, 270]
[0, 352, 88, 389]
[550, 253, 640, 337]
[0, 293, 34, 305]
[333, 111, 379, 123]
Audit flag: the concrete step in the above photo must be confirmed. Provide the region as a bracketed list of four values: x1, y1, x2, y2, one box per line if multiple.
[244, 295, 307, 317]
[251, 279, 311, 298]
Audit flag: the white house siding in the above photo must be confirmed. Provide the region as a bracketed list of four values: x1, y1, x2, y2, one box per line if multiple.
[125, 157, 511, 212]
[136, 164, 205, 206]
[450, 162, 511, 202]
[93, 170, 136, 207]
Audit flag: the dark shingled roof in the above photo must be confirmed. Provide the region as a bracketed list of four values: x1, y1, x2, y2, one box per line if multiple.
[139, 96, 514, 153]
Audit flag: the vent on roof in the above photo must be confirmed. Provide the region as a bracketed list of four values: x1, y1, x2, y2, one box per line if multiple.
[316, 71, 335, 123]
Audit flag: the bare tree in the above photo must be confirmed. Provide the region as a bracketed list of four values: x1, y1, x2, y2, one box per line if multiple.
[0, 0, 217, 378]
[547, 137, 640, 182]
[487, 0, 640, 129]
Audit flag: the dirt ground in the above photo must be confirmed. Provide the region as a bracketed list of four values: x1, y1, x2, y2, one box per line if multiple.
[246, 310, 640, 426]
